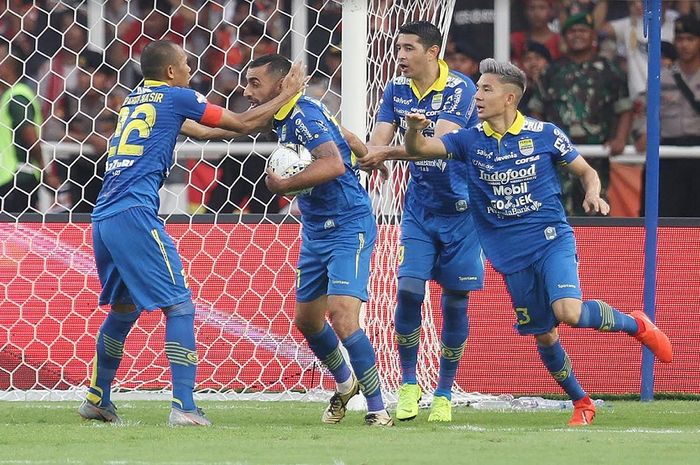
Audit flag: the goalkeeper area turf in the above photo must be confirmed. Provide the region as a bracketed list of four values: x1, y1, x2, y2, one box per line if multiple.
[0, 400, 698, 464]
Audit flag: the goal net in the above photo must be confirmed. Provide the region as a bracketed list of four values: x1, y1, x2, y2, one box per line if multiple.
[0, 0, 474, 404]
[3, 1, 691, 404]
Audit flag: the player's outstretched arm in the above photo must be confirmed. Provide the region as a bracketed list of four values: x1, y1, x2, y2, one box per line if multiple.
[265, 141, 345, 194]
[361, 112, 463, 171]
[341, 125, 390, 179]
[359, 123, 398, 170]
[340, 125, 368, 159]
[180, 119, 244, 141]
[566, 155, 610, 215]
[217, 61, 307, 134]
[404, 113, 447, 160]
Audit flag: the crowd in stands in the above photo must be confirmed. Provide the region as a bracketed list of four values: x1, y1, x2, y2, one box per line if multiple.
[0, 0, 698, 217]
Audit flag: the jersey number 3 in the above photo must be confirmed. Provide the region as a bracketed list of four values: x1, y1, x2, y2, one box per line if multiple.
[108, 103, 157, 157]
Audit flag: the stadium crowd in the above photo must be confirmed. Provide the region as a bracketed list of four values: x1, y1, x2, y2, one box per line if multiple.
[0, 0, 699, 216]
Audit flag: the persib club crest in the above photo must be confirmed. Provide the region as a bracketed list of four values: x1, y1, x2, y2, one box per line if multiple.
[431, 93, 443, 110]
[518, 138, 534, 156]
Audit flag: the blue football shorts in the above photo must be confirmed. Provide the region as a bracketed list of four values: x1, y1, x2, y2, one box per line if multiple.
[93, 207, 191, 311]
[398, 207, 484, 292]
[503, 234, 582, 335]
[296, 214, 377, 303]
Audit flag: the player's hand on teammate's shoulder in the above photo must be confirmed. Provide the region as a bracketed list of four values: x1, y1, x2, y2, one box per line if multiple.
[582, 195, 610, 216]
[265, 167, 288, 194]
[281, 61, 308, 96]
[405, 112, 429, 130]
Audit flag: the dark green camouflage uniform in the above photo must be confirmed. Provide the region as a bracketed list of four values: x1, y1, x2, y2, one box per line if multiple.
[528, 55, 632, 215]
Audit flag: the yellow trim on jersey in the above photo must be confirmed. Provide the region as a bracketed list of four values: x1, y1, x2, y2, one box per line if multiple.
[483, 111, 526, 141]
[151, 229, 176, 284]
[410, 59, 449, 100]
[355, 232, 365, 278]
[144, 80, 169, 87]
[274, 92, 303, 121]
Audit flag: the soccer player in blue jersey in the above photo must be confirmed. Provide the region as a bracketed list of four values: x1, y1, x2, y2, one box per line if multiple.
[358, 21, 484, 422]
[78, 41, 306, 426]
[244, 54, 393, 426]
[400, 58, 672, 426]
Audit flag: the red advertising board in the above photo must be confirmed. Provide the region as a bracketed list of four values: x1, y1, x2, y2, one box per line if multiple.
[0, 222, 697, 395]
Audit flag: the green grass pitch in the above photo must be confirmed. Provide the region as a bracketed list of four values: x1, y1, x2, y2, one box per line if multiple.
[0, 400, 698, 464]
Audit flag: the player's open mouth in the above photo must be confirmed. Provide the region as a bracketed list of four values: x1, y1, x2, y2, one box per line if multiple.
[398, 64, 408, 73]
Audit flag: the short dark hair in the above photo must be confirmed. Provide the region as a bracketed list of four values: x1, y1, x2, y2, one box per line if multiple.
[140, 40, 180, 80]
[398, 21, 443, 50]
[248, 54, 291, 79]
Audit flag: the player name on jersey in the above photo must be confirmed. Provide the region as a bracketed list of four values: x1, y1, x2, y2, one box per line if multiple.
[123, 92, 165, 106]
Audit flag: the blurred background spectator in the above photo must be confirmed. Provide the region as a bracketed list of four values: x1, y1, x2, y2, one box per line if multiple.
[641, 15, 700, 217]
[511, 0, 562, 65]
[0, 37, 58, 213]
[449, 0, 495, 62]
[518, 40, 552, 113]
[1, 0, 699, 216]
[528, 12, 632, 216]
[444, 43, 481, 82]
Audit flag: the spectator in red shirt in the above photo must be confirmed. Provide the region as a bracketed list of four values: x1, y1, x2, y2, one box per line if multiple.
[511, 0, 562, 65]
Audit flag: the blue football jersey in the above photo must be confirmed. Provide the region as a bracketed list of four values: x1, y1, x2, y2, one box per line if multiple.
[441, 112, 580, 274]
[272, 94, 372, 235]
[92, 81, 211, 220]
[376, 60, 478, 214]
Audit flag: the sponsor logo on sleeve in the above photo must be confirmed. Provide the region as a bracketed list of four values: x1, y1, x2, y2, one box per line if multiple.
[294, 118, 314, 144]
[414, 159, 448, 172]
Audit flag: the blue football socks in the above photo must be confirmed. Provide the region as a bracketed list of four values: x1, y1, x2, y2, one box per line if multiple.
[577, 300, 639, 333]
[343, 329, 384, 412]
[537, 340, 586, 401]
[87, 308, 139, 407]
[395, 277, 426, 385]
[164, 301, 199, 411]
[305, 322, 353, 384]
[435, 292, 469, 400]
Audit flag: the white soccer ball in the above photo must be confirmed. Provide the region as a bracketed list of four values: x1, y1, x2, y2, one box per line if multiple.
[267, 144, 313, 196]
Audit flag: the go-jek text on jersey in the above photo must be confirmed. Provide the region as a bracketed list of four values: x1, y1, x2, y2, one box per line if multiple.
[441, 112, 580, 273]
